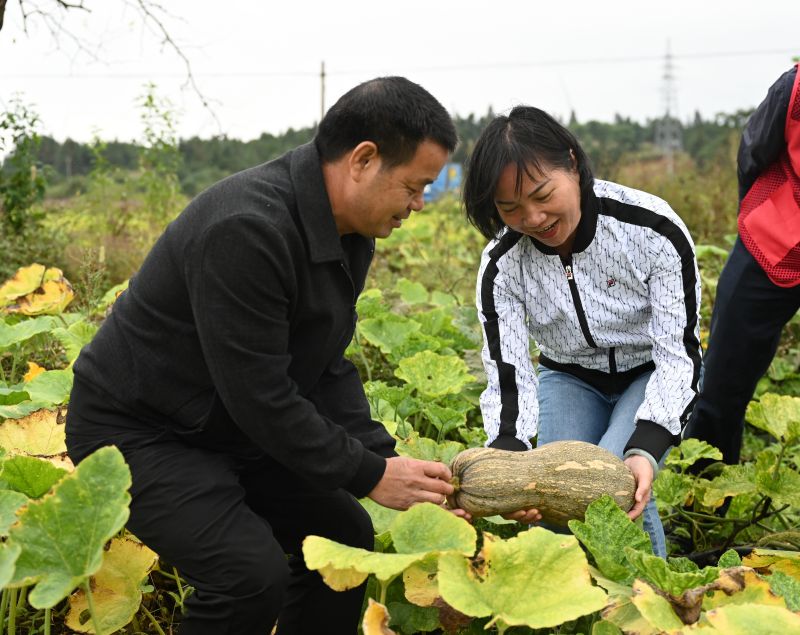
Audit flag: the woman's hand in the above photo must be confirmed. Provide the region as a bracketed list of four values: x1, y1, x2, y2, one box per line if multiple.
[624, 454, 654, 520]
[501, 508, 542, 524]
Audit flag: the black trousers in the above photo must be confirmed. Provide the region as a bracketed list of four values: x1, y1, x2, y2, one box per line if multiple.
[686, 237, 800, 464]
[66, 379, 373, 635]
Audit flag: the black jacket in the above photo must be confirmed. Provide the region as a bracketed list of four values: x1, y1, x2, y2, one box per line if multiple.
[738, 66, 798, 202]
[72, 143, 395, 497]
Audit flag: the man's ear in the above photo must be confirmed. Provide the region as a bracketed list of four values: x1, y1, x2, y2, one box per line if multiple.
[348, 141, 380, 182]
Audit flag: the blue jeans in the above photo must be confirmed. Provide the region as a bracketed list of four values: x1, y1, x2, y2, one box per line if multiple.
[537, 366, 667, 558]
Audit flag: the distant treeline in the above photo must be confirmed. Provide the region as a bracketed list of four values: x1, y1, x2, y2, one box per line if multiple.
[32, 108, 753, 197]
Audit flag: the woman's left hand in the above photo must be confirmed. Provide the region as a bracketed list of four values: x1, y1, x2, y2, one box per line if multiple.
[623, 454, 654, 520]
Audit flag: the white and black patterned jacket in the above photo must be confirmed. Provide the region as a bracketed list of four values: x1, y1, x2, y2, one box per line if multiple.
[477, 179, 702, 461]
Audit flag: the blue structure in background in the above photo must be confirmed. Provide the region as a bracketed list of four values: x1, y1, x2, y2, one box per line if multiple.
[424, 163, 462, 201]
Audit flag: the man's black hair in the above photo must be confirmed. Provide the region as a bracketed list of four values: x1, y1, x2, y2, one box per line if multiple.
[315, 76, 457, 168]
[463, 106, 594, 240]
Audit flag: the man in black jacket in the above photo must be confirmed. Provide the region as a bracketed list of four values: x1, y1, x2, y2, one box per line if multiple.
[66, 77, 459, 634]
[687, 63, 800, 466]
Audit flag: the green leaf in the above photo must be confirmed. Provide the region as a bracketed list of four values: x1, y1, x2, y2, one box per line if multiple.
[304, 504, 476, 591]
[652, 470, 694, 507]
[438, 529, 607, 629]
[0, 490, 29, 535]
[602, 595, 658, 634]
[746, 393, 800, 443]
[591, 620, 623, 635]
[94, 280, 129, 315]
[0, 316, 58, 349]
[0, 388, 30, 406]
[624, 547, 719, 596]
[395, 351, 474, 398]
[0, 543, 21, 589]
[387, 601, 440, 633]
[389, 503, 476, 556]
[0, 400, 51, 420]
[630, 579, 684, 632]
[717, 549, 742, 569]
[0, 455, 67, 498]
[767, 570, 800, 611]
[703, 464, 758, 508]
[18, 369, 73, 407]
[665, 438, 723, 471]
[703, 603, 800, 633]
[430, 290, 457, 308]
[753, 451, 800, 507]
[50, 320, 98, 364]
[395, 278, 429, 305]
[359, 315, 420, 355]
[395, 431, 464, 464]
[422, 405, 465, 437]
[7, 446, 132, 608]
[568, 495, 652, 584]
[359, 497, 400, 536]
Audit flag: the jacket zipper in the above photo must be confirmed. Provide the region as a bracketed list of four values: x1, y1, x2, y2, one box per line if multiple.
[560, 256, 598, 348]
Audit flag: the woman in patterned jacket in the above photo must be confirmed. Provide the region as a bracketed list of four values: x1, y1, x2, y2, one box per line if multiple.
[463, 106, 702, 556]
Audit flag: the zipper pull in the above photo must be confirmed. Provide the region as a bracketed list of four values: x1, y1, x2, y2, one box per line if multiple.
[564, 264, 574, 281]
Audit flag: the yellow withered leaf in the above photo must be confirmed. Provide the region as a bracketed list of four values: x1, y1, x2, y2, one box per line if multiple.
[0, 264, 46, 305]
[23, 362, 46, 382]
[3, 269, 74, 316]
[362, 598, 396, 635]
[0, 408, 68, 457]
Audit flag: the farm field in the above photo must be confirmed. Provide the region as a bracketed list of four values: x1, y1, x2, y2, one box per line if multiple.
[2, 101, 800, 633]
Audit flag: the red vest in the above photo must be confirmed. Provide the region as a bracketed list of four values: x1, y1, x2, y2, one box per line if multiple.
[739, 64, 800, 287]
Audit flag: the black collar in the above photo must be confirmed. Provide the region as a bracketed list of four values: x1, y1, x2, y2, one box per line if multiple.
[528, 185, 599, 256]
[289, 142, 346, 264]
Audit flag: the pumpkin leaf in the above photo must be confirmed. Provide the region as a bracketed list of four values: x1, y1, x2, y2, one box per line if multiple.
[395, 351, 474, 398]
[653, 470, 695, 507]
[703, 464, 758, 508]
[702, 569, 785, 611]
[630, 579, 684, 632]
[359, 315, 420, 355]
[2, 268, 74, 316]
[0, 490, 29, 535]
[19, 369, 73, 407]
[402, 554, 439, 607]
[437, 529, 607, 629]
[66, 536, 159, 634]
[717, 549, 742, 569]
[665, 438, 723, 471]
[766, 570, 800, 611]
[386, 601, 439, 633]
[568, 495, 653, 584]
[7, 446, 132, 608]
[743, 549, 800, 578]
[422, 405, 465, 438]
[0, 388, 30, 406]
[395, 278, 428, 305]
[701, 603, 800, 633]
[591, 620, 624, 635]
[601, 594, 659, 635]
[624, 547, 719, 596]
[389, 503, 475, 556]
[746, 394, 800, 443]
[51, 320, 98, 365]
[0, 264, 46, 304]
[0, 543, 22, 589]
[753, 451, 800, 507]
[0, 408, 66, 456]
[0, 315, 59, 349]
[0, 455, 68, 498]
[362, 598, 397, 635]
[359, 497, 400, 536]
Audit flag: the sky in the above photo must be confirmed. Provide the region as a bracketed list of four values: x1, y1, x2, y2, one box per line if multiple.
[0, 0, 798, 144]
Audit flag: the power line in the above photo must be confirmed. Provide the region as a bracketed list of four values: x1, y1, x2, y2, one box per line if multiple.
[2, 47, 796, 80]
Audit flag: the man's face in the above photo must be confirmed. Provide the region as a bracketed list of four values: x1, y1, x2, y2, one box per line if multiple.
[351, 140, 449, 238]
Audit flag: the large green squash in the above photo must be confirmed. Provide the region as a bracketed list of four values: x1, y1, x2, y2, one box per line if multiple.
[447, 441, 636, 526]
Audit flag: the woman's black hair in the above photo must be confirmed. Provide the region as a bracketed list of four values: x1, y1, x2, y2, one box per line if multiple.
[315, 76, 457, 168]
[463, 106, 593, 240]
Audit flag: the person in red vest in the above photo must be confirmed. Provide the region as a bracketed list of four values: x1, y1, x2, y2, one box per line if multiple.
[686, 63, 800, 465]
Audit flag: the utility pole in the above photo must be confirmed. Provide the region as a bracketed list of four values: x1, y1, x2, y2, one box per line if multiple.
[654, 41, 682, 175]
[320, 61, 326, 124]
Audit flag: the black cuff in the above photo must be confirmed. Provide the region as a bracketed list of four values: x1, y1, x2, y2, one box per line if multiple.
[344, 450, 387, 498]
[488, 435, 528, 451]
[624, 420, 680, 461]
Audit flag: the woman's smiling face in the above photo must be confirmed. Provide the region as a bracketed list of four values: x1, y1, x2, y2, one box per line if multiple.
[493, 162, 582, 256]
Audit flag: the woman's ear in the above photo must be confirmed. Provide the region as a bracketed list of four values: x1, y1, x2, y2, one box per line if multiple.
[569, 149, 578, 170]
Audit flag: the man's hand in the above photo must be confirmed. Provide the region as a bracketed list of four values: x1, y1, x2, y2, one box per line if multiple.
[624, 454, 654, 520]
[368, 456, 455, 511]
